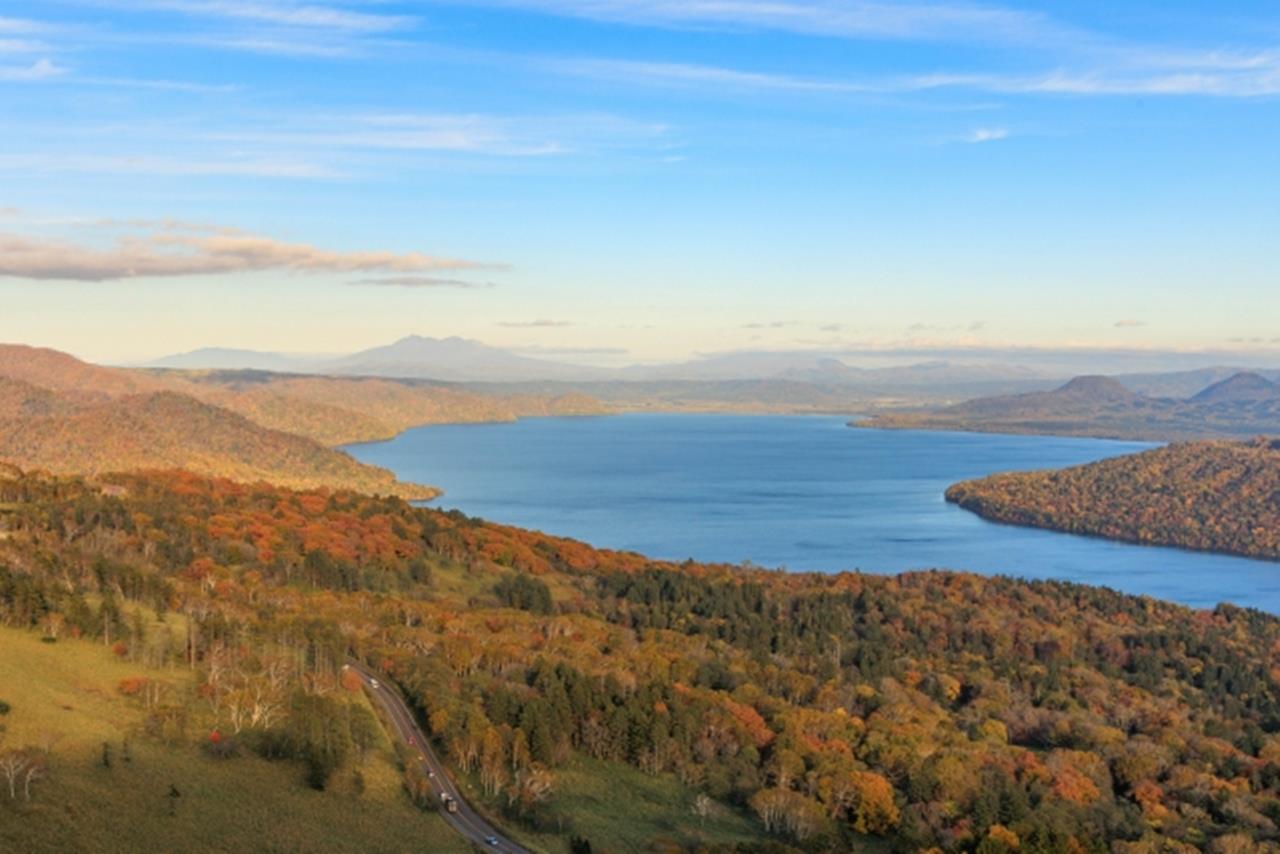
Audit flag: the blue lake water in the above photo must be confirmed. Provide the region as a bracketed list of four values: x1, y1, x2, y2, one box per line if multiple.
[346, 414, 1280, 613]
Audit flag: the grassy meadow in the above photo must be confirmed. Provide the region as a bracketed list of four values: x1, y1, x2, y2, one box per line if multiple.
[0, 626, 467, 853]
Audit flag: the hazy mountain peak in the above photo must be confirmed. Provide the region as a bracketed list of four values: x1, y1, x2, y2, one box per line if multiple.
[147, 347, 328, 372]
[1191, 371, 1279, 404]
[1056, 375, 1138, 400]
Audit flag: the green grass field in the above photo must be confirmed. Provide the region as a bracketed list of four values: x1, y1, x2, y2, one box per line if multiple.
[454, 755, 765, 854]
[0, 626, 468, 853]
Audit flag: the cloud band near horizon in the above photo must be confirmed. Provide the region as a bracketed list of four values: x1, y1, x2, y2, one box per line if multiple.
[0, 225, 491, 282]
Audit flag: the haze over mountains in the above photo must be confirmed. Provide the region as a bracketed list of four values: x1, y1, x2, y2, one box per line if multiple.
[149, 336, 1280, 394]
[860, 372, 1280, 441]
[148, 335, 1069, 398]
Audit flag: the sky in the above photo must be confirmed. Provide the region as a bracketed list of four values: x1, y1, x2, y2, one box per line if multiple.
[0, 0, 1278, 367]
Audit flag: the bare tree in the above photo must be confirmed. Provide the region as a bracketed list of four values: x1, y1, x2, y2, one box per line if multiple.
[0, 750, 30, 799]
[22, 755, 45, 800]
[40, 612, 65, 640]
[692, 793, 715, 826]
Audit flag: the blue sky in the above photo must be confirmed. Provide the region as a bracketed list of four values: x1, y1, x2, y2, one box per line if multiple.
[1, 0, 1278, 366]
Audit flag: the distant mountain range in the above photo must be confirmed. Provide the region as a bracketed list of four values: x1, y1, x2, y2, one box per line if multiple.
[859, 372, 1280, 440]
[328, 335, 616, 382]
[147, 337, 1280, 406]
[148, 347, 338, 373]
[148, 335, 1067, 398]
[1116, 366, 1280, 399]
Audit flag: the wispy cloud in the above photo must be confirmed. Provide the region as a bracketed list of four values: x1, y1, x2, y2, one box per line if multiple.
[349, 276, 497, 289]
[0, 112, 669, 185]
[163, 112, 671, 158]
[451, 0, 1058, 45]
[546, 49, 1280, 100]
[915, 57, 1280, 97]
[499, 319, 573, 328]
[0, 153, 337, 178]
[0, 58, 67, 81]
[75, 75, 240, 93]
[182, 34, 365, 57]
[0, 223, 484, 281]
[132, 1, 415, 33]
[547, 56, 877, 94]
[1114, 319, 1146, 328]
[965, 127, 1007, 143]
[303, 113, 668, 156]
[907, 320, 988, 333]
[0, 16, 46, 34]
[0, 38, 49, 53]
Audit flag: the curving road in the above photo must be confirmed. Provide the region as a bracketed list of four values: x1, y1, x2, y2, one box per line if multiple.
[347, 663, 532, 854]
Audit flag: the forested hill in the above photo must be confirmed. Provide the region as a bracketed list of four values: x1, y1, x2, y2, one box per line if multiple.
[0, 343, 608, 498]
[175, 370, 608, 446]
[946, 438, 1280, 561]
[0, 392, 437, 499]
[858, 372, 1280, 441]
[4, 467, 1280, 851]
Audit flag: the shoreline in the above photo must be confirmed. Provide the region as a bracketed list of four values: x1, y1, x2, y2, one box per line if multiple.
[344, 414, 1280, 613]
[945, 486, 1280, 566]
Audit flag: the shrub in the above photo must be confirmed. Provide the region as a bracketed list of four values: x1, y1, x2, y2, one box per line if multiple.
[205, 730, 240, 759]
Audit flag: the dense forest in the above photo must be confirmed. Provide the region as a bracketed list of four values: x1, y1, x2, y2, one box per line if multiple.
[4, 466, 1280, 851]
[946, 438, 1280, 561]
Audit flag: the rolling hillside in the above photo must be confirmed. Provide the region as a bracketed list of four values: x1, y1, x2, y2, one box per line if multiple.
[0, 343, 611, 495]
[0, 376, 80, 418]
[0, 344, 173, 398]
[180, 371, 608, 446]
[0, 391, 438, 498]
[0, 625, 469, 854]
[946, 438, 1280, 560]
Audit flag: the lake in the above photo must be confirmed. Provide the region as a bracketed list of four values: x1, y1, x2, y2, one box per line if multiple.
[347, 414, 1280, 613]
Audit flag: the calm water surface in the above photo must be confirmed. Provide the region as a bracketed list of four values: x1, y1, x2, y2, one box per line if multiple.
[347, 414, 1280, 613]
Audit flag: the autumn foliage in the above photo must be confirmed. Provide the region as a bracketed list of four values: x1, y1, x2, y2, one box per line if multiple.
[947, 438, 1280, 560]
[4, 466, 1280, 849]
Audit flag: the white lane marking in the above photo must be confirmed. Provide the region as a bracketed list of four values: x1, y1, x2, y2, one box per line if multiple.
[363, 675, 522, 850]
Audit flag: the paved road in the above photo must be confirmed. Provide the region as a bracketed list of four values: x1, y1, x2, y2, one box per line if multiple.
[347, 663, 532, 854]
